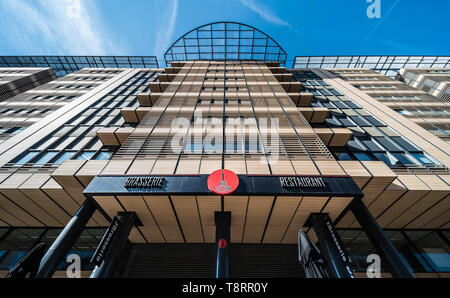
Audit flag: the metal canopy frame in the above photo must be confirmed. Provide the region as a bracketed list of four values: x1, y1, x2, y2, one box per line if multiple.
[164, 21, 288, 66]
[293, 55, 450, 77]
[0, 55, 159, 77]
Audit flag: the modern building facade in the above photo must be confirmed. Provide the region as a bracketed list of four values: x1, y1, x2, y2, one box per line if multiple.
[327, 68, 450, 145]
[397, 68, 450, 101]
[0, 22, 448, 278]
[0, 67, 55, 102]
[0, 68, 121, 145]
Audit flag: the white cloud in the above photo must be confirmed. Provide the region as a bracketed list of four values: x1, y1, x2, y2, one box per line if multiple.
[1, 0, 121, 55]
[239, 0, 290, 27]
[153, 0, 179, 63]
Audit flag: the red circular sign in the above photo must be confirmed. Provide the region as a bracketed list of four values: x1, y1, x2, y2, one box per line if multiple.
[207, 169, 239, 195]
[218, 238, 228, 248]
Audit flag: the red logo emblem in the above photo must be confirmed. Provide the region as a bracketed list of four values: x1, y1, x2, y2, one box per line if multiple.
[218, 238, 228, 248]
[207, 169, 239, 195]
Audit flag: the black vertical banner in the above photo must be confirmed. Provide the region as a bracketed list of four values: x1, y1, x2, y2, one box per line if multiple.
[91, 216, 120, 266]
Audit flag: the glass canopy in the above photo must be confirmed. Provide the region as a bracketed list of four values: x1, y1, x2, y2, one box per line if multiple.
[293, 56, 450, 77]
[164, 22, 288, 66]
[0, 56, 159, 77]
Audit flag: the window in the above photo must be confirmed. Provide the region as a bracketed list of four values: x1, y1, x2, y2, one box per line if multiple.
[411, 153, 436, 165]
[338, 117, 356, 127]
[335, 152, 353, 161]
[350, 116, 371, 127]
[76, 151, 96, 160]
[0, 228, 106, 271]
[14, 152, 39, 164]
[361, 139, 385, 152]
[346, 102, 361, 109]
[397, 109, 413, 116]
[364, 116, 386, 127]
[53, 152, 76, 164]
[374, 137, 402, 152]
[373, 152, 397, 166]
[183, 141, 203, 153]
[354, 152, 374, 161]
[8, 127, 25, 135]
[0, 228, 45, 251]
[347, 139, 367, 152]
[35, 152, 58, 164]
[333, 101, 348, 109]
[95, 151, 112, 160]
[391, 137, 421, 152]
[404, 231, 450, 273]
[392, 153, 415, 166]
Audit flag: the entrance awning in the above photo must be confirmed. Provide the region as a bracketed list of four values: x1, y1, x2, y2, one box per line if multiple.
[84, 174, 362, 245]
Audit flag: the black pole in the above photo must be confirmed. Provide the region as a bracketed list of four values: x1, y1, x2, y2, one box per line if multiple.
[351, 198, 415, 278]
[35, 198, 97, 278]
[307, 213, 354, 278]
[215, 211, 231, 278]
[90, 212, 137, 278]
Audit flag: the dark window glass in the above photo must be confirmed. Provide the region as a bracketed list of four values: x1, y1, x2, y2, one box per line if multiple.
[384, 231, 429, 273]
[391, 137, 422, 153]
[337, 230, 390, 272]
[336, 152, 354, 161]
[347, 139, 367, 152]
[339, 117, 356, 127]
[319, 89, 332, 96]
[330, 89, 343, 96]
[364, 116, 386, 127]
[350, 116, 371, 126]
[354, 152, 374, 161]
[0, 228, 45, 270]
[333, 101, 349, 109]
[374, 137, 402, 152]
[405, 231, 450, 273]
[325, 117, 342, 127]
[361, 139, 385, 152]
[373, 152, 397, 166]
[346, 102, 361, 109]
[392, 153, 415, 166]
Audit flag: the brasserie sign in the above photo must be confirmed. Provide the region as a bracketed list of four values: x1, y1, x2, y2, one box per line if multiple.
[124, 177, 165, 188]
[85, 173, 362, 197]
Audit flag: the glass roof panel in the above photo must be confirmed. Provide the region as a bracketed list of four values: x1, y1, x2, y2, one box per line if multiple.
[293, 56, 450, 77]
[164, 22, 287, 66]
[0, 55, 159, 77]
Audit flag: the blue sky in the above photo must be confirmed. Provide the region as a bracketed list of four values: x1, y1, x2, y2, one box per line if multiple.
[0, 0, 449, 66]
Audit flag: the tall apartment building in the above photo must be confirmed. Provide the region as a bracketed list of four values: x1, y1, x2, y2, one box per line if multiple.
[0, 68, 123, 145]
[328, 68, 450, 145]
[0, 22, 448, 279]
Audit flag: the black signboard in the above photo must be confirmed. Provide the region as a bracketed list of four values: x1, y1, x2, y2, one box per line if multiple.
[84, 174, 362, 197]
[90, 216, 120, 266]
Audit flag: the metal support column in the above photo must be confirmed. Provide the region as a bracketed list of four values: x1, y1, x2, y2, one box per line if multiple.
[307, 213, 354, 278]
[35, 198, 97, 278]
[215, 211, 231, 278]
[351, 198, 415, 278]
[90, 212, 138, 278]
